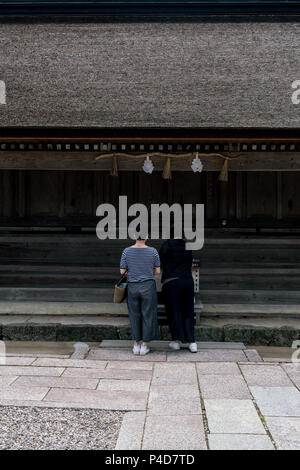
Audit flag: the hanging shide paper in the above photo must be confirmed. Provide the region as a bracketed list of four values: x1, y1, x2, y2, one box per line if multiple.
[142, 156, 155, 174]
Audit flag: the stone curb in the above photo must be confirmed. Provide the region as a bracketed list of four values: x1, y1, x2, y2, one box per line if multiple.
[0, 322, 299, 345]
[223, 325, 300, 346]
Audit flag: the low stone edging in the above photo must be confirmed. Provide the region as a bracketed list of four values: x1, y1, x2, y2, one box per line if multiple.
[0, 322, 299, 346]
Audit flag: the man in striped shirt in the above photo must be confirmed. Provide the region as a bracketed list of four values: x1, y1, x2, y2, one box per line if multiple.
[120, 236, 161, 355]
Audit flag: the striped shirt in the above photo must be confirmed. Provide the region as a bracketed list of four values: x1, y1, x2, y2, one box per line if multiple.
[120, 246, 160, 283]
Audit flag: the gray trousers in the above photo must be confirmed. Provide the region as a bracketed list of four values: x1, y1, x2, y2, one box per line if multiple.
[127, 280, 160, 342]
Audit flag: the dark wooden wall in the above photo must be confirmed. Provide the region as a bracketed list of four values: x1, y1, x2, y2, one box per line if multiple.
[0, 169, 300, 227]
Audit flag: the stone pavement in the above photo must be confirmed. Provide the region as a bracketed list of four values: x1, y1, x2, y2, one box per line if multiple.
[0, 341, 299, 450]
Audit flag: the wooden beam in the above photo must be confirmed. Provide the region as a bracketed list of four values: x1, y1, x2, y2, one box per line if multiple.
[0, 151, 300, 171]
[2, 137, 300, 142]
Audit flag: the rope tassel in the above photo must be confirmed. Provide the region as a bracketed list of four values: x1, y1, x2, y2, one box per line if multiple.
[94, 151, 242, 180]
[110, 155, 118, 177]
[219, 158, 229, 182]
[162, 157, 172, 179]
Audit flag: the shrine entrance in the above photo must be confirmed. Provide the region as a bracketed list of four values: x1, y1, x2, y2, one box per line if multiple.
[0, 129, 300, 321]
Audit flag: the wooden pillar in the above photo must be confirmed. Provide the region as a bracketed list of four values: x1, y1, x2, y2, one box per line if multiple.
[277, 172, 283, 220]
[219, 180, 229, 220]
[17, 170, 26, 218]
[2, 170, 14, 217]
[205, 172, 217, 220]
[236, 172, 246, 220]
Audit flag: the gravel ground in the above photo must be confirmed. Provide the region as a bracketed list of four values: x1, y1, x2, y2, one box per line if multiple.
[0, 406, 125, 450]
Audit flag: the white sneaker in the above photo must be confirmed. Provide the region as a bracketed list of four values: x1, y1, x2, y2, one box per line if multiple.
[140, 345, 150, 356]
[189, 342, 198, 353]
[133, 344, 141, 355]
[169, 341, 181, 351]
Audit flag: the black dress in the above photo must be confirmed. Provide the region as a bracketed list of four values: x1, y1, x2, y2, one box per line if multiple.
[159, 239, 195, 343]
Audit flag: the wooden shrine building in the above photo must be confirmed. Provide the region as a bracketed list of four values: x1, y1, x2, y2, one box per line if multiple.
[0, 1, 300, 341]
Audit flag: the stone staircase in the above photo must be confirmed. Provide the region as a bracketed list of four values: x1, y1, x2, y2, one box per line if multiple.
[0, 230, 300, 342]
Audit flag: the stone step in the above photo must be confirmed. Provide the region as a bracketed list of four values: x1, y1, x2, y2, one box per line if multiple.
[199, 289, 300, 304]
[201, 303, 300, 317]
[0, 301, 129, 315]
[1, 247, 300, 262]
[0, 301, 299, 318]
[99, 339, 246, 349]
[0, 287, 115, 302]
[1, 265, 300, 291]
[1, 286, 300, 303]
[0, 314, 298, 346]
[1, 272, 300, 289]
[0, 301, 202, 316]
[2, 264, 300, 274]
[1, 238, 300, 265]
[196, 278, 300, 289]
[1, 234, 300, 244]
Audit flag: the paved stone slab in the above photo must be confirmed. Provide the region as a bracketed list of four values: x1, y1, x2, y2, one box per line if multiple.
[143, 415, 207, 450]
[199, 375, 251, 399]
[32, 358, 107, 369]
[286, 376, 300, 389]
[238, 362, 279, 365]
[167, 350, 246, 362]
[152, 363, 197, 385]
[100, 340, 166, 349]
[0, 316, 33, 325]
[204, 399, 266, 434]
[5, 341, 82, 356]
[0, 376, 18, 387]
[197, 342, 245, 350]
[255, 346, 295, 362]
[13, 375, 99, 390]
[88, 348, 166, 362]
[148, 384, 201, 416]
[63, 368, 152, 380]
[0, 366, 64, 376]
[70, 342, 90, 360]
[97, 379, 150, 392]
[115, 412, 146, 450]
[282, 363, 300, 374]
[250, 386, 300, 416]
[6, 354, 71, 359]
[45, 388, 148, 410]
[196, 362, 241, 376]
[266, 417, 300, 450]
[208, 434, 274, 450]
[106, 361, 153, 371]
[0, 399, 127, 409]
[244, 350, 263, 362]
[263, 358, 293, 363]
[100, 340, 245, 350]
[241, 365, 293, 387]
[3, 357, 36, 366]
[281, 364, 300, 388]
[0, 386, 49, 401]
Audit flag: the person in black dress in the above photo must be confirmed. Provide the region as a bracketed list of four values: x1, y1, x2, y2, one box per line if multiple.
[159, 238, 197, 353]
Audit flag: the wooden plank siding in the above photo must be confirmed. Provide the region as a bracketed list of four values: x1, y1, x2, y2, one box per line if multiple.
[1, 169, 300, 227]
